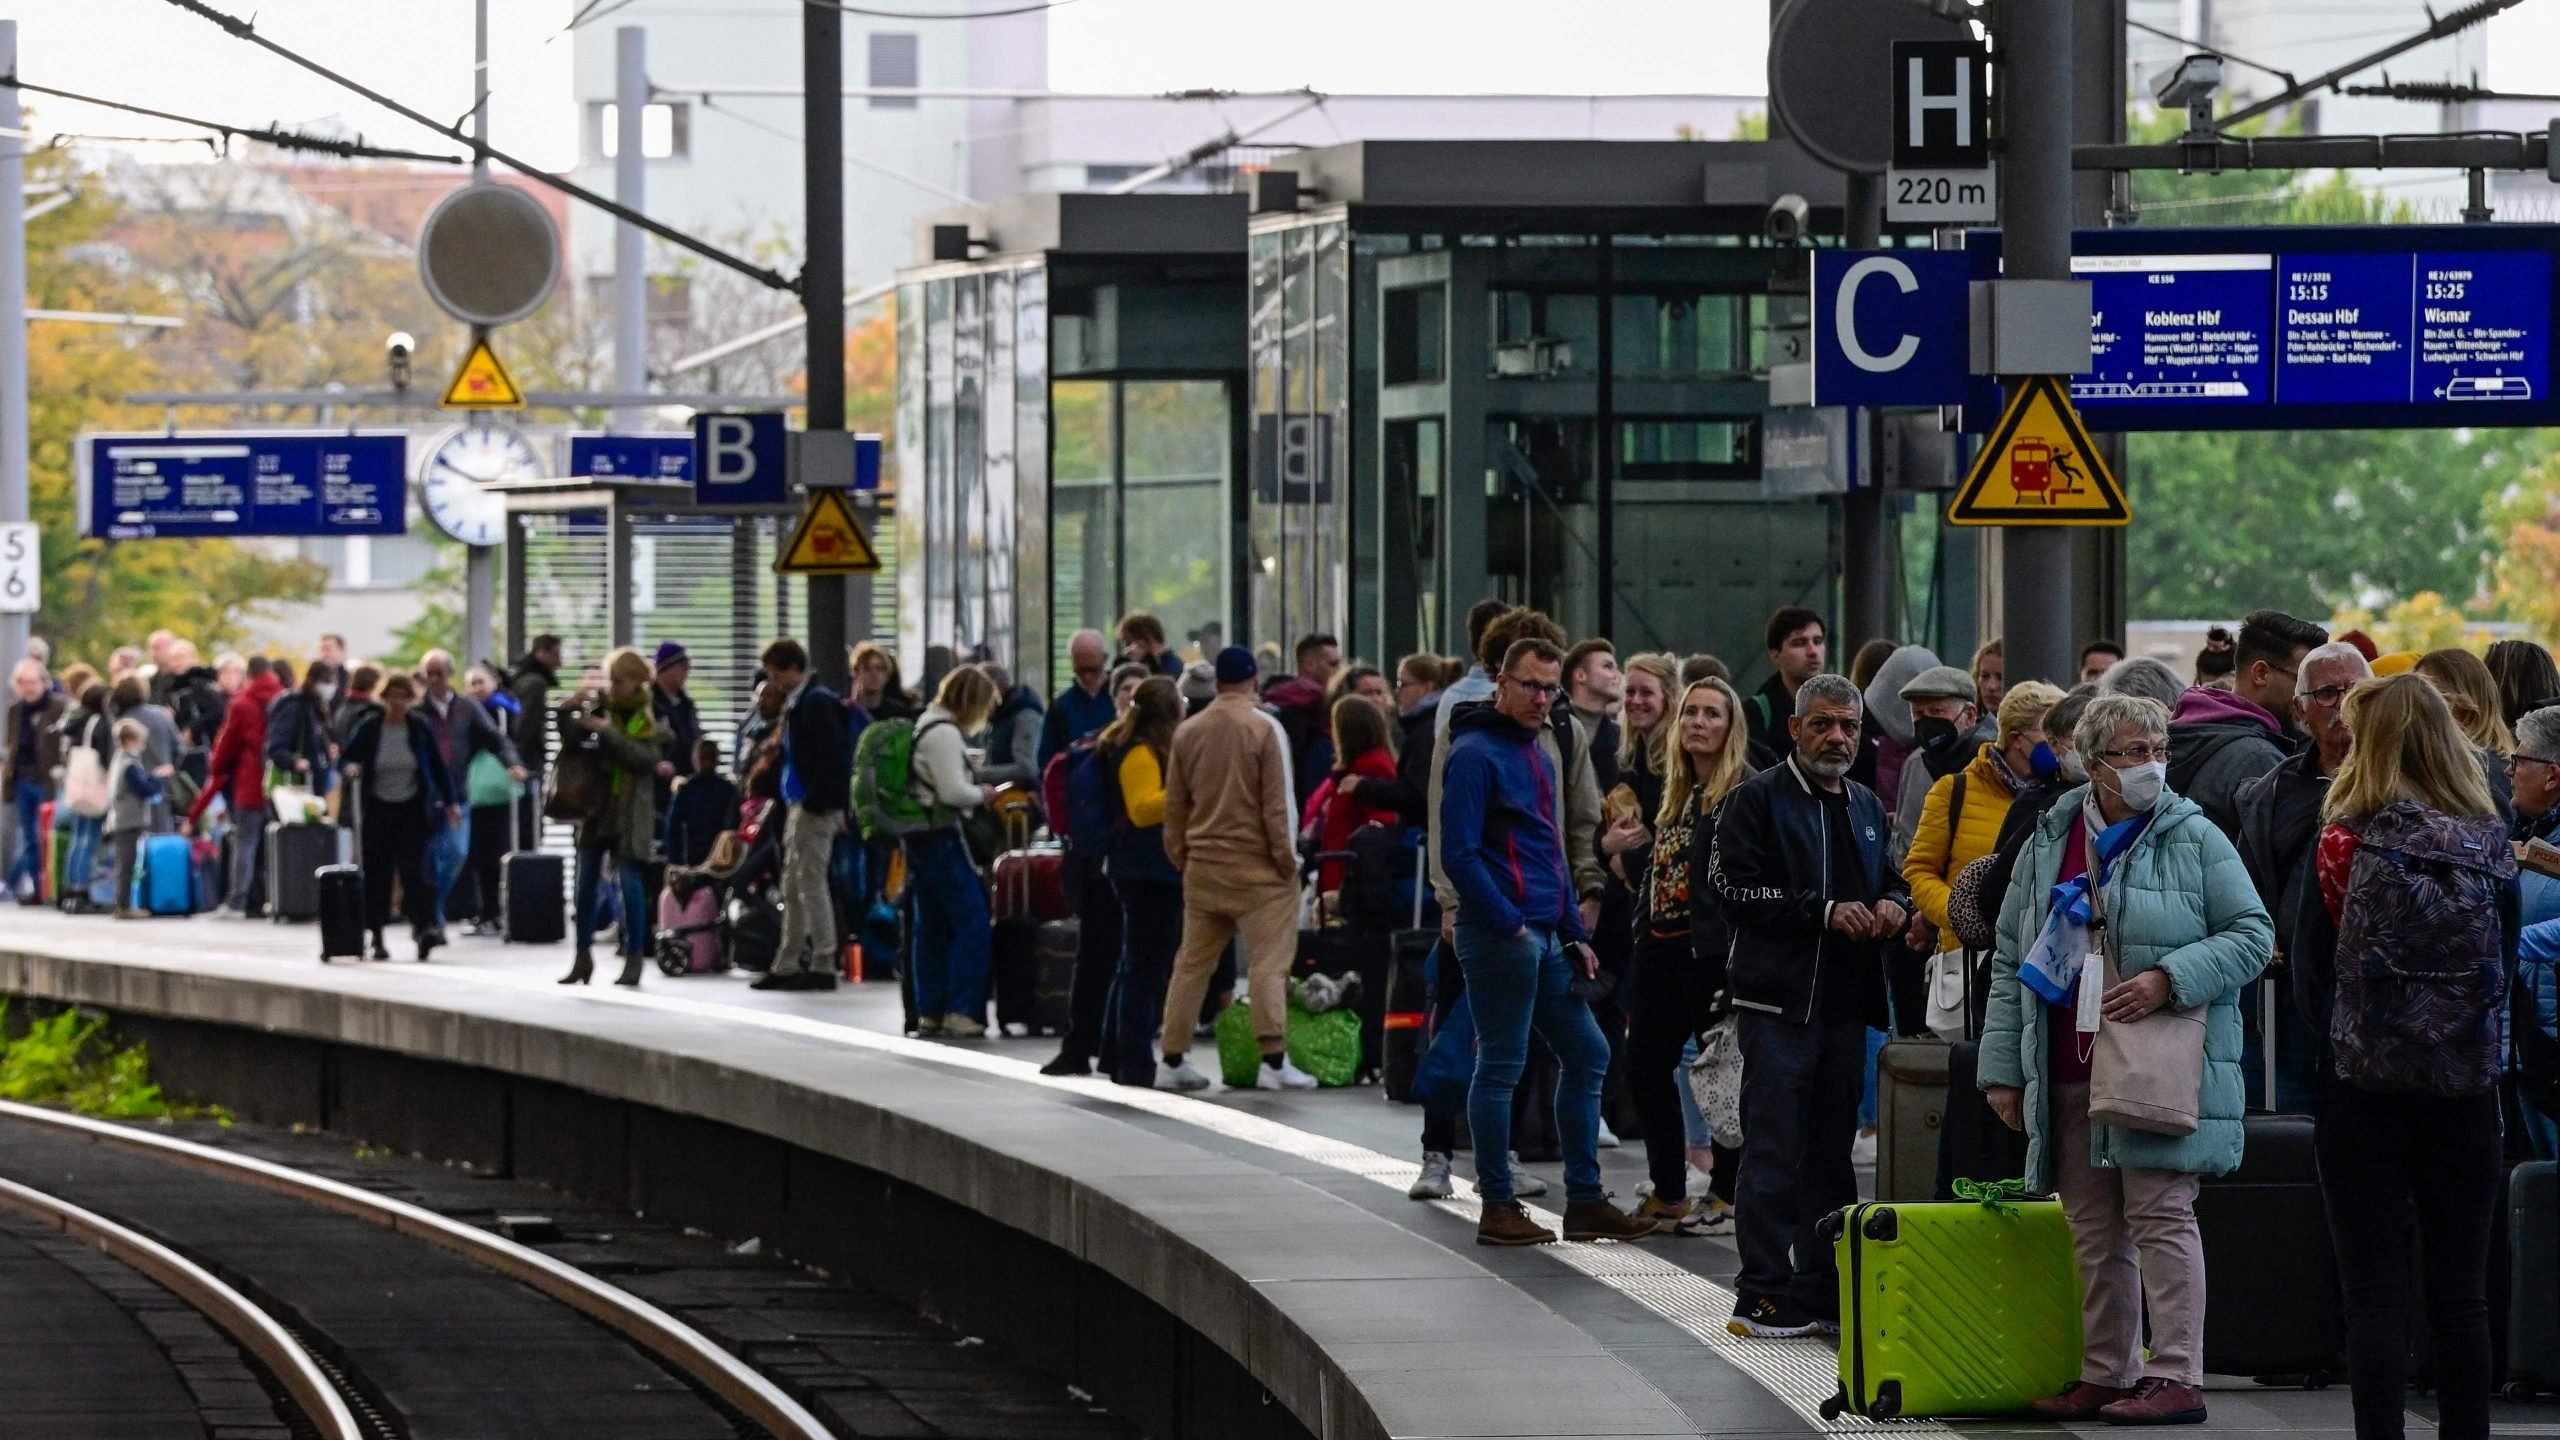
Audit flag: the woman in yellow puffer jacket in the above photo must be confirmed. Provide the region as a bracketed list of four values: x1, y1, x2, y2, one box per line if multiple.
[1904, 679, 2066, 1036]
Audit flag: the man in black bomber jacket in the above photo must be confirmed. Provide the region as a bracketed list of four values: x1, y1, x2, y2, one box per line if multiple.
[1709, 672, 1908, 1341]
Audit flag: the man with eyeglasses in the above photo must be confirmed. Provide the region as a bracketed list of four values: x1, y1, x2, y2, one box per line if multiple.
[1441, 636, 1652, 1247]
[2167, 609, 2327, 843]
[2235, 640, 2369, 1111]
[1038, 630, 1118, 769]
[1710, 673, 1909, 1337]
[1036, 629, 1126, 1077]
[2509, 705, 2560, 851]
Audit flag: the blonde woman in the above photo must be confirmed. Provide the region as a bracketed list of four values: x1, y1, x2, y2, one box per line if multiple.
[908, 664, 1001, 1037]
[2306, 674, 2515, 1440]
[1624, 676, 1754, 1235]
[2414, 647, 2517, 816]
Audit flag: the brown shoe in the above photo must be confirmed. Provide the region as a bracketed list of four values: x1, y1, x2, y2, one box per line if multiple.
[2029, 1382, 2136, 1421]
[2099, 1379, 2207, 1426]
[1562, 1198, 1656, 1242]
[1475, 1201, 1557, 1247]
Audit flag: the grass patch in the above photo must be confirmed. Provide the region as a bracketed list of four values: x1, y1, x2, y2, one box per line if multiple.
[0, 1004, 228, 1123]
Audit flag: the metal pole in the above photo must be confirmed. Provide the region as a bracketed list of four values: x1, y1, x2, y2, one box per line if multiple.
[614, 27, 649, 433]
[803, 0, 849, 689]
[1839, 170, 1890, 649]
[0, 21, 25, 668]
[1997, 0, 2076, 688]
[463, 0, 497, 666]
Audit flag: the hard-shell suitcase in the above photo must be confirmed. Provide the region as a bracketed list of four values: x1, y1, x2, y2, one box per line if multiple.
[2510, 1160, 2559, 1397]
[1028, 919, 1078, 1032]
[2198, 1112, 2342, 1382]
[499, 807, 565, 944]
[1875, 1037, 1950, 1203]
[654, 882, 724, 974]
[135, 833, 194, 916]
[264, 821, 337, 922]
[993, 821, 1072, 1033]
[1381, 929, 1435, 1103]
[317, 864, 366, 961]
[990, 844, 1068, 922]
[1820, 1197, 2085, 1420]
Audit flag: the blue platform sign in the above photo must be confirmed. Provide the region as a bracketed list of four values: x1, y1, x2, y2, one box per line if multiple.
[853, 433, 883, 492]
[570, 432, 693, 483]
[82, 432, 406, 540]
[692, 412, 788, 507]
[1964, 225, 2560, 432]
[1810, 249, 1973, 407]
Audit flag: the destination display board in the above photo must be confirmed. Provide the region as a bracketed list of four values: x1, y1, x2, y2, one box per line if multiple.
[81, 432, 408, 540]
[1965, 226, 2560, 432]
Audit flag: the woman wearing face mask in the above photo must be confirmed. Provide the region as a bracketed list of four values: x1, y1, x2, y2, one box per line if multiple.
[1890, 665, 1984, 870]
[1979, 694, 2274, 1427]
[1903, 680, 2066, 1038]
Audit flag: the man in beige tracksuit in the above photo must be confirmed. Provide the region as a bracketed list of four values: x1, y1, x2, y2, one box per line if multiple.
[1154, 646, 1316, 1091]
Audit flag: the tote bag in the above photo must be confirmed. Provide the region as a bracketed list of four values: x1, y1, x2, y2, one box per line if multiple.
[2081, 821, 2207, 1137]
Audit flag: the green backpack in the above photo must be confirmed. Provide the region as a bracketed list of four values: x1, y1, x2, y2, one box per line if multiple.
[851, 717, 953, 841]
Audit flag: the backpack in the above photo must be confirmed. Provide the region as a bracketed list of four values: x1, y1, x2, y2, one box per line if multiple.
[1039, 738, 1088, 841]
[850, 716, 953, 841]
[2331, 800, 2516, 1098]
[1058, 741, 1120, 854]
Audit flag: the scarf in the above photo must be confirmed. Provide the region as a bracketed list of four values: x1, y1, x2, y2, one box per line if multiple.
[2018, 804, 2150, 1008]
[606, 697, 652, 798]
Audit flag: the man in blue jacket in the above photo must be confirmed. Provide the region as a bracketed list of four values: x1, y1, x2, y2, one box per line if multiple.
[1711, 672, 1909, 1338]
[754, 638, 850, 993]
[1441, 636, 1652, 1248]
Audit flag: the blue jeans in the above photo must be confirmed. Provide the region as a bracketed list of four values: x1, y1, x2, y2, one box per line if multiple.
[828, 830, 866, 940]
[65, 814, 103, 906]
[1455, 922, 1609, 1206]
[1100, 877, 1181, 1085]
[573, 846, 650, 959]
[8, 778, 45, 893]
[1735, 1011, 1868, 1311]
[429, 806, 470, 925]
[907, 831, 991, 1022]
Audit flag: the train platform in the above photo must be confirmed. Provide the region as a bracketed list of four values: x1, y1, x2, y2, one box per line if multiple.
[0, 907, 2528, 1440]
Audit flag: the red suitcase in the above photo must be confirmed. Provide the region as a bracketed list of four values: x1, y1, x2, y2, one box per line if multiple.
[991, 844, 1068, 923]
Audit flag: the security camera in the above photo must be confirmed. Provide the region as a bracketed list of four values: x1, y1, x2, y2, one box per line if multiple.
[386, 331, 415, 390]
[2154, 53, 2223, 111]
[1765, 194, 1812, 248]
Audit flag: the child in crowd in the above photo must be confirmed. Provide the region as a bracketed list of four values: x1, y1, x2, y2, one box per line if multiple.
[104, 717, 168, 919]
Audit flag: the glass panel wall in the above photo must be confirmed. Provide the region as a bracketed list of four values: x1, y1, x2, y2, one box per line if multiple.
[1246, 219, 1354, 657]
[1051, 378, 1116, 678]
[1122, 380, 1231, 660]
[984, 270, 1017, 677]
[1014, 267, 1050, 695]
[894, 284, 925, 675]
[923, 280, 956, 674]
[950, 274, 985, 675]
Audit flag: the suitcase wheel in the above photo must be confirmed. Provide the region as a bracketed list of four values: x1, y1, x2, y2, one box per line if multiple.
[1861, 1207, 1900, 1243]
[655, 938, 691, 977]
[1818, 1392, 1847, 1422]
[1867, 1382, 1902, 1419]
[1815, 1208, 1847, 1243]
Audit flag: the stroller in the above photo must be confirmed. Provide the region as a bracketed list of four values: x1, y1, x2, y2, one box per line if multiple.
[654, 830, 762, 976]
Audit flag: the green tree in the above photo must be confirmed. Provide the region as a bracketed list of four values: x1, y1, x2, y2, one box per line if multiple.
[2116, 113, 2546, 620]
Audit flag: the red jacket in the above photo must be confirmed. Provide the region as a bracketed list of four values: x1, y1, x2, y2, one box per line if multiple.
[188, 673, 284, 823]
[1304, 746, 1401, 892]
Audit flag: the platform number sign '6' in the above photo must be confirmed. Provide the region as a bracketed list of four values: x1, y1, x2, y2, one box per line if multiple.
[0, 522, 35, 615]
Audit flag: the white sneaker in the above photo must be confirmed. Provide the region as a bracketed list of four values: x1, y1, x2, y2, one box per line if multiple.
[1153, 1058, 1210, 1093]
[1508, 1153, 1549, 1199]
[1597, 1122, 1621, 1149]
[1408, 1151, 1455, 1200]
[1851, 1129, 1879, 1167]
[1255, 1057, 1318, 1090]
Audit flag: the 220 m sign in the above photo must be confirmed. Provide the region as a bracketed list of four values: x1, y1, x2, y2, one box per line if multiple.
[1886, 163, 1998, 225]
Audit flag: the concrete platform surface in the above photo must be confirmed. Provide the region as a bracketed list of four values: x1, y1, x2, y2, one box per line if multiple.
[0, 908, 2531, 1440]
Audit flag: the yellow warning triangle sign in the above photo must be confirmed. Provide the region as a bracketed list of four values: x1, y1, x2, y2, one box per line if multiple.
[774, 487, 881, 575]
[1947, 375, 2129, 527]
[440, 335, 525, 409]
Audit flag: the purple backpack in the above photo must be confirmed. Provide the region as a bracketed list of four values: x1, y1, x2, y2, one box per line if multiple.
[2332, 800, 2515, 1097]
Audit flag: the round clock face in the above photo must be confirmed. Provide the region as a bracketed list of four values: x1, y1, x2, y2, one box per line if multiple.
[419, 422, 543, 547]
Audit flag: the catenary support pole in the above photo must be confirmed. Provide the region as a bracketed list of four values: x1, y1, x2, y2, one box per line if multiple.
[1839, 170, 1891, 650]
[1997, 0, 2076, 689]
[463, 0, 497, 668]
[614, 27, 648, 434]
[0, 21, 27, 668]
[803, 0, 848, 690]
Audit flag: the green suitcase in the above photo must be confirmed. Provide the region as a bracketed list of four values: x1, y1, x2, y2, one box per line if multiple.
[1820, 1193, 2084, 1420]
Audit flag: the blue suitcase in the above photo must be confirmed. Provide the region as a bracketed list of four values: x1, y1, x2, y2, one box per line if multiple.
[134, 834, 195, 916]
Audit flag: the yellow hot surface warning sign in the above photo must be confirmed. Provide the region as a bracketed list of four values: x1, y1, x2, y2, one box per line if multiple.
[775, 487, 881, 575]
[1947, 374, 2129, 527]
[440, 336, 526, 409]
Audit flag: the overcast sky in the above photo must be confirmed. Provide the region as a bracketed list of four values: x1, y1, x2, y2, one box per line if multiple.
[9, 0, 2559, 169]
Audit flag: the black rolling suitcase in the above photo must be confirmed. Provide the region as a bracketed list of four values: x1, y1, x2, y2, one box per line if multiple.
[265, 820, 339, 922]
[2198, 1109, 2343, 1383]
[1934, 954, 2027, 1199]
[317, 787, 365, 961]
[500, 807, 565, 945]
[1382, 928, 1435, 1103]
[2512, 1160, 2560, 1397]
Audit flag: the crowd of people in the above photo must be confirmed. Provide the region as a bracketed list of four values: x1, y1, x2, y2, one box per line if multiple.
[7, 599, 2559, 1440]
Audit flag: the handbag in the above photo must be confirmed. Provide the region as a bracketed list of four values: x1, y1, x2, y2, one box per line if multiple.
[1922, 775, 1977, 1041]
[544, 739, 609, 823]
[2081, 816, 2208, 1137]
[62, 745, 110, 819]
[466, 749, 520, 809]
[1686, 1014, 1746, 1148]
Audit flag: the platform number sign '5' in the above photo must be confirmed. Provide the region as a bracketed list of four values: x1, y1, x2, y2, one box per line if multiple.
[0, 523, 35, 615]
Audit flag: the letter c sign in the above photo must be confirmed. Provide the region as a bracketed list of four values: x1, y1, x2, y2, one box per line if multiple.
[1836, 256, 1921, 373]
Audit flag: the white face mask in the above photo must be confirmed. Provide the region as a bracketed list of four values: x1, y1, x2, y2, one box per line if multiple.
[315, 683, 338, 704]
[2112, 759, 2167, 812]
[2059, 750, 2089, 784]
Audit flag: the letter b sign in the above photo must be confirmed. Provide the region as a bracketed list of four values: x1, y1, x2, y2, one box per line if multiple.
[691, 412, 787, 507]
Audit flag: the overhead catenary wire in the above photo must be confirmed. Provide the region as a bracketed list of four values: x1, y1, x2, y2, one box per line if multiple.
[150, 0, 798, 296]
[695, 94, 976, 204]
[0, 75, 466, 164]
[800, 0, 1081, 17]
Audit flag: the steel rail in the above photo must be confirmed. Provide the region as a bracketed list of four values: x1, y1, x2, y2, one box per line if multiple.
[0, 1173, 365, 1440]
[0, 1101, 834, 1440]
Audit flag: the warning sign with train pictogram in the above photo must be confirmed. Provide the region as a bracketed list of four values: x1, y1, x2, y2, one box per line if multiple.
[774, 486, 881, 575]
[1947, 374, 2130, 527]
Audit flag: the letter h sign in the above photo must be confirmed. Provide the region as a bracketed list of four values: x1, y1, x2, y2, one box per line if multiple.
[1893, 39, 1990, 169]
